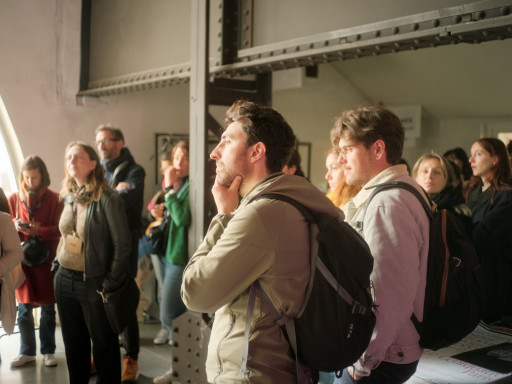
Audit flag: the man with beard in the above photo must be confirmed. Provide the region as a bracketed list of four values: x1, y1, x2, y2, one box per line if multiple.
[181, 100, 342, 384]
[95, 125, 145, 383]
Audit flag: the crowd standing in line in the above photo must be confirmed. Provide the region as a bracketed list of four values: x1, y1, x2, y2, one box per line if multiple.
[95, 125, 146, 382]
[55, 142, 131, 384]
[7, 156, 63, 368]
[2, 104, 512, 384]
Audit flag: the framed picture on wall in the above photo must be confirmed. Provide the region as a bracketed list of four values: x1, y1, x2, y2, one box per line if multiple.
[297, 142, 311, 180]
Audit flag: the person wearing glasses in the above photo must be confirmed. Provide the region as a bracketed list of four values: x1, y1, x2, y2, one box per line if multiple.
[332, 105, 429, 384]
[95, 125, 145, 382]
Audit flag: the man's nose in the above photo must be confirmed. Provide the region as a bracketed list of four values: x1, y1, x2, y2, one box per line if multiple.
[210, 146, 220, 160]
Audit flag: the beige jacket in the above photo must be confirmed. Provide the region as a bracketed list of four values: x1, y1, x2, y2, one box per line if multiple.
[182, 174, 342, 384]
[0, 212, 23, 334]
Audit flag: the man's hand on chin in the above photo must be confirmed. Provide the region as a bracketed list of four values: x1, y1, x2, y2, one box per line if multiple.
[212, 175, 242, 216]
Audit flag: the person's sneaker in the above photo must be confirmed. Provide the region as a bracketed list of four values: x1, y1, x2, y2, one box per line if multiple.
[153, 368, 174, 384]
[43, 354, 58, 367]
[121, 355, 139, 382]
[10, 354, 36, 367]
[153, 328, 170, 345]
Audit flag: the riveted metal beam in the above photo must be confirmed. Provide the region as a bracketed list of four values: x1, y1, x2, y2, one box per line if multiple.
[79, 0, 512, 96]
[211, 1, 512, 77]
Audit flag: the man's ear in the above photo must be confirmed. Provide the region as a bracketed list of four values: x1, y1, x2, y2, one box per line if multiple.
[249, 142, 266, 163]
[374, 139, 386, 161]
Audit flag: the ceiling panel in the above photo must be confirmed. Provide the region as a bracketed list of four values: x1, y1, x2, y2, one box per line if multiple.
[331, 38, 512, 118]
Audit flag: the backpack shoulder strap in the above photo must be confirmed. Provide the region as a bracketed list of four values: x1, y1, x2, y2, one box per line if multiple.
[357, 181, 433, 231]
[252, 193, 318, 315]
[242, 193, 312, 384]
[362, 181, 437, 336]
[256, 193, 314, 221]
[111, 161, 130, 187]
[245, 280, 308, 383]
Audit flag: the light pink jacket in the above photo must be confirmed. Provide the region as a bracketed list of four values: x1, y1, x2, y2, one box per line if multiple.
[344, 165, 429, 377]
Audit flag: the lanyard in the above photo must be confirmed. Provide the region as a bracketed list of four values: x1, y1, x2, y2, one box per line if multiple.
[72, 202, 78, 235]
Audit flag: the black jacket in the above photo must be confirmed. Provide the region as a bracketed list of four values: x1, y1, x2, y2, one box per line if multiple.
[468, 187, 512, 323]
[102, 147, 145, 233]
[432, 185, 473, 237]
[81, 188, 131, 291]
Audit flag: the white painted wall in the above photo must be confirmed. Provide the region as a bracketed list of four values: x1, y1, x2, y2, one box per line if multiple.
[0, 0, 189, 204]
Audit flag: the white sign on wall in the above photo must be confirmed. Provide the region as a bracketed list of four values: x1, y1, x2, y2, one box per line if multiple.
[389, 105, 422, 149]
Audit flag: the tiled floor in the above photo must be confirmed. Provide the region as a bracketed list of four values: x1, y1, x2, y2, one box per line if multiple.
[0, 321, 173, 384]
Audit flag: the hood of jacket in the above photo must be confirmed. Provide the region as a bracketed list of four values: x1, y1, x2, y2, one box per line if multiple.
[240, 173, 344, 221]
[102, 147, 135, 176]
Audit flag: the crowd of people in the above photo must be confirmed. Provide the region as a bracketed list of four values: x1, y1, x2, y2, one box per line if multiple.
[0, 101, 511, 384]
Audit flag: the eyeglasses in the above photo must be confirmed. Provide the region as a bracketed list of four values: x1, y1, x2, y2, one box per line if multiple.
[96, 138, 119, 146]
[338, 145, 356, 158]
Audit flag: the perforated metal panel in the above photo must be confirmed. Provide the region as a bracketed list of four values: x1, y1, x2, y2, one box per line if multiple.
[171, 311, 211, 384]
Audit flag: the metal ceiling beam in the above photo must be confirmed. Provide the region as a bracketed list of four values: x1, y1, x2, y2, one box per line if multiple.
[212, 1, 512, 77]
[78, 0, 512, 97]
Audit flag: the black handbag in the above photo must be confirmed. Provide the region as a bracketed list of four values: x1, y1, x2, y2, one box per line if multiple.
[16, 193, 49, 267]
[144, 211, 170, 256]
[97, 277, 140, 334]
[21, 237, 49, 267]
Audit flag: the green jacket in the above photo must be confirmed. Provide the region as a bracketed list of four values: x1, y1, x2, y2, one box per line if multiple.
[164, 178, 190, 266]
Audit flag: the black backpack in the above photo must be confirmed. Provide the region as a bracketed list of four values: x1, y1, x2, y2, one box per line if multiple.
[242, 193, 376, 382]
[363, 181, 483, 350]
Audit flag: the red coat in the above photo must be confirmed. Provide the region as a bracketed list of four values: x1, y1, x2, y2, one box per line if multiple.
[8, 188, 63, 305]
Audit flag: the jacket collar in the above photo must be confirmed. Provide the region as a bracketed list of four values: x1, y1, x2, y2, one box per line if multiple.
[238, 172, 285, 210]
[351, 164, 410, 209]
[102, 147, 134, 172]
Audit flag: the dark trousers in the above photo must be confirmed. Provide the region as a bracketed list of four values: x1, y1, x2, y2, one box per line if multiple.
[122, 233, 140, 360]
[55, 267, 121, 384]
[122, 310, 139, 359]
[334, 361, 419, 384]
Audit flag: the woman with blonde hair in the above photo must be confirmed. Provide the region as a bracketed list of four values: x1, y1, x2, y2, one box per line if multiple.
[7, 155, 63, 368]
[55, 141, 132, 384]
[412, 152, 472, 235]
[325, 148, 361, 208]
